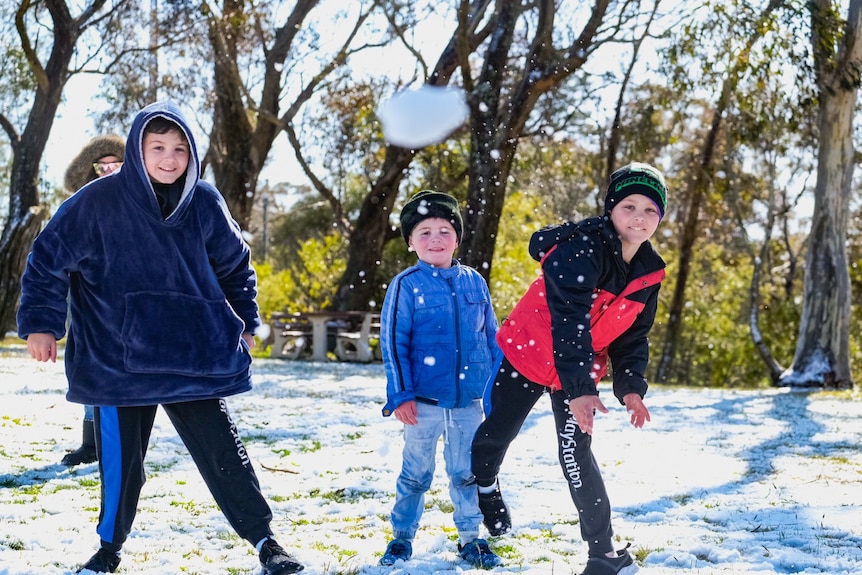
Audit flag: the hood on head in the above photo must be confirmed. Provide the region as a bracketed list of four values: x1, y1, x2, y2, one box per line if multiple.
[121, 101, 201, 219]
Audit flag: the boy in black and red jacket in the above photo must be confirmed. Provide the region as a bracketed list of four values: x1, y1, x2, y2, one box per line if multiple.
[471, 162, 668, 575]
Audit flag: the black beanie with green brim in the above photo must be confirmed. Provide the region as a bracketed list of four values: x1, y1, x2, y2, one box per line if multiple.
[604, 162, 668, 219]
[399, 190, 464, 245]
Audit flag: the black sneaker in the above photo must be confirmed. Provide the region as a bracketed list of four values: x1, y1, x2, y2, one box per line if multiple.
[259, 538, 304, 575]
[581, 545, 638, 575]
[76, 548, 121, 574]
[477, 483, 511, 536]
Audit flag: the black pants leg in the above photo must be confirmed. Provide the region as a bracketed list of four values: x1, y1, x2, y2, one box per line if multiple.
[549, 390, 613, 557]
[163, 398, 274, 545]
[471, 357, 544, 486]
[93, 405, 157, 550]
[470, 357, 614, 556]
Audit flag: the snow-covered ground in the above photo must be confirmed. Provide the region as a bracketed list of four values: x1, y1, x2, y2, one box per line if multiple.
[1, 343, 860, 575]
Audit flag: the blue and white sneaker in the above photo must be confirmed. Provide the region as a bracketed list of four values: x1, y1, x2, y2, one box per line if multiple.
[379, 538, 412, 566]
[458, 538, 502, 569]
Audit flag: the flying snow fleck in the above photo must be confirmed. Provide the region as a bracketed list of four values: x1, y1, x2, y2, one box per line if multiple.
[424, 355, 436, 366]
[378, 86, 469, 148]
[254, 324, 271, 340]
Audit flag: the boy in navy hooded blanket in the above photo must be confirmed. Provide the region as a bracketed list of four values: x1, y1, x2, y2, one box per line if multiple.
[17, 101, 303, 575]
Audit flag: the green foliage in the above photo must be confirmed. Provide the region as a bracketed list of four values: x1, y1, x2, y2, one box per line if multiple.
[650, 241, 804, 387]
[489, 192, 554, 317]
[255, 233, 347, 319]
[254, 262, 295, 317]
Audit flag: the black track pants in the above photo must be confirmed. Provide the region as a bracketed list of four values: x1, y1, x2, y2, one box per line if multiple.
[471, 357, 614, 556]
[93, 398, 273, 549]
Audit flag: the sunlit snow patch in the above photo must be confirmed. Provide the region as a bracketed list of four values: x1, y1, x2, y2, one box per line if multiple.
[378, 85, 469, 148]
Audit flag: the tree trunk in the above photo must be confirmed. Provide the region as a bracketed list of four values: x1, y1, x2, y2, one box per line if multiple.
[0, 0, 96, 332]
[333, 148, 414, 312]
[778, 0, 861, 389]
[780, 89, 855, 388]
[331, 0, 495, 311]
[460, 0, 611, 279]
[654, 128, 719, 383]
[0, 209, 45, 333]
[204, 0, 319, 230]
[654, 0, 783, 383]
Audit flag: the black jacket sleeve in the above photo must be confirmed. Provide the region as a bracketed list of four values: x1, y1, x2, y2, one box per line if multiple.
[607, 284, 660, 403]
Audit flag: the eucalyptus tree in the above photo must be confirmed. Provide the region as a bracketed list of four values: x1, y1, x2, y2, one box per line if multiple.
[203, 0, 381, 229]
[457, 0, 633, 277]
[0, 0, 133, 332]
[780, 0, 862, 389]
[321, 0, 494, 311]
[653, 0, 786, 383]
[326, 0, 661, 311]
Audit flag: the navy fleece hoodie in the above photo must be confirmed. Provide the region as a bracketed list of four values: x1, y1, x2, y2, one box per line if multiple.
[17, 101, 260, 406]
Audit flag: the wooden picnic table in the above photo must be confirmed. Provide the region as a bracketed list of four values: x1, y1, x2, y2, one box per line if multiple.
[270, 311, 380, 362]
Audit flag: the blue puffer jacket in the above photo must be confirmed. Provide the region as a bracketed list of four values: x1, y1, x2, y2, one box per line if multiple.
[380, 259, 502, 416]
[17, 101, 259, 407]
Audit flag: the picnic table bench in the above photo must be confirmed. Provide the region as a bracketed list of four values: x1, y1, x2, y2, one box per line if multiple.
[269, 311, 381, 362]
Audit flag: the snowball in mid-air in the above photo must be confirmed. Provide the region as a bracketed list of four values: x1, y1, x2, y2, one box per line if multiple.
[378, 85, 469, 149]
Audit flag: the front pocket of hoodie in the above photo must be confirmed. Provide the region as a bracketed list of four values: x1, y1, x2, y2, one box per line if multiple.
[122, 291, 248, 376]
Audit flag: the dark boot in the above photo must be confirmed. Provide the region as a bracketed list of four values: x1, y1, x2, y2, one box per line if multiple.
[62, 419, 97, 466]
[478, 482, 512, 536]
[76, 547, 121, 573]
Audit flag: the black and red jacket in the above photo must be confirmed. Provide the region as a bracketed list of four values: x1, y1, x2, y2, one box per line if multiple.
[497, 216, 665, 403]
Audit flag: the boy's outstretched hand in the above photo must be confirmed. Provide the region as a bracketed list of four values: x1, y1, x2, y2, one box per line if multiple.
[26, 333, 57, 362]
[622, 393, 651, 428]
[568, 395, 608, 435]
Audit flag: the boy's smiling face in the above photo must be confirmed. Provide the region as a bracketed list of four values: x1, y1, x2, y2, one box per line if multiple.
[143, 129, 190, 184]
[609, 193, 661, 251]
[408, 217, 458, 268]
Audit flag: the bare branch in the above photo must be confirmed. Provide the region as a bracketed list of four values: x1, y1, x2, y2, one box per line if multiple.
[284, 122, 352, 235]
[16, 0, 47, 91]
[0, 113, 21, 150]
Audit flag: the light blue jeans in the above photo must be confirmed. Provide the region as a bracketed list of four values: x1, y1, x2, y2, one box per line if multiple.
[391, 400, 484, 544]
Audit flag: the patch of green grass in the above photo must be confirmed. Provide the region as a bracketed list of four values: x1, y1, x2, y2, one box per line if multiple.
[170, 500, 201, 514]
[243, 433, 271, 443]
[3, 537, 26, 551]
[299, 439, 322, 453]
[490, 542, 518, 559]
[146, 460, 177, 473]
[811, 452, 852, 465]
[671, 493, 692, 506]
[633, 546, 656, 564]
[426, 497, 455, 514]
[311, 541, 359, 562]
[15, 484, 44, 496]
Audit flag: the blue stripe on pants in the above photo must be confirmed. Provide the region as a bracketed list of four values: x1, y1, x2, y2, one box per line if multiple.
[96, 406, 121, 543]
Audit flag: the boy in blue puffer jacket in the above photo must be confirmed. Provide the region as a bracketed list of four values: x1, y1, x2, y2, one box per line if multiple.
[378, 190, 502, 569]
